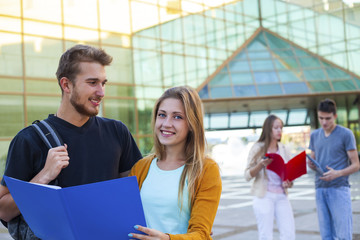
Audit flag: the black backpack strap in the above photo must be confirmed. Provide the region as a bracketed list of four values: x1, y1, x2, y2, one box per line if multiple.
[31, 120, 64, 148]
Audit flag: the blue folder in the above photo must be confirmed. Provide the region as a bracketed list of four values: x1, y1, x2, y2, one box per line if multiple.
[4, 176, 146, 240]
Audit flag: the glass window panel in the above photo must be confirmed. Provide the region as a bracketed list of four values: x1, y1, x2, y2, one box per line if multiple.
[283, 82, 309, 94]
[131, 2, 159, 32]
[288, 109, 307, 125]
[23, 0, 61, 22]
[137, 99, 155, 135]
[336, 108, 347, 125]
[228, 60, 250, 72]
[249, 111, 268, 128]
[0, 78, 23, 92]
[298, 57, 321, 68]
[26, 96, 59, 125]
[162, 41, 184, 54]
[254, 71, 278, 83]
[138, 137, 153, 156]
[0, 140, 11, 177]
[325, 67, 350, 80]
[247, 40, 267, 51]
[278, 70, 301, 82]
[199, 86, 209, 99]
[234, 51, 247, 60]
[210, 86, 233, 98]
[304, 69, 326, 81]
[0, 95, 24, 137]
[231, 72, 253, 85]
[103, 46, 133, 84]
[63, 0, 98, 28]
[204, 114, 209, 130]
[184, 15, 205, 45]
[64, 27, 99, 42]
[102, 33, 131, 48]
[26, 80, 59, 94]
[24, 37, 63, 78]
[163, 54, 185, 86]
[308, 81, 332, 92]
[135, 86, 163, 99]
[0, 0, 20, 16]
[247, 50, 271, 59]
[275, 58, 300, 69]
[349, 107, 359, 121]
[99, 0, 131, 34]
[133, 36, 161, 50]
[24, 21, 62, 38]
[258, 84, 283, 96]
[0, 16, 21, 32]
[105, 85, 134, 98]
[251, 59, 275, 71]
[353, 77, 360, 89]
[210, 113, 228, 129]
[230, 112, 249, 128]
[269, 110, 287, 123]
[133, 50, 162, 86]
[234, 85, 257, 97]
[332, 80, 356, 91]
[0, 33, 23, 76]
[220, 66, 228, 73]
[161, 19, 182, 42]
[209, 73, 231, 86]
[104, 99, 136, 133]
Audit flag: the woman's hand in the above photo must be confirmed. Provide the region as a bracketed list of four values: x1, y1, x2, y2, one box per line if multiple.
[128, 225, 170, 240]
[282, 180, 293, 188]
[260, 157, 273, 168]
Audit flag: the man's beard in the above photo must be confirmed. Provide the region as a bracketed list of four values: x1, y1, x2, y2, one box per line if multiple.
[70, 89, 99, 117]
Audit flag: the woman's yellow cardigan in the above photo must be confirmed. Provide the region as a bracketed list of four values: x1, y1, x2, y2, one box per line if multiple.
[129, 154, 222, 240]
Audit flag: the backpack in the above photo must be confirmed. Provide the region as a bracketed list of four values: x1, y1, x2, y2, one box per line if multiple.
[3, 119, 64, 239]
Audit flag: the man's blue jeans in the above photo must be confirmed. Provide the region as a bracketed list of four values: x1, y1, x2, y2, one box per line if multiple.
[316, 187, 352, 240]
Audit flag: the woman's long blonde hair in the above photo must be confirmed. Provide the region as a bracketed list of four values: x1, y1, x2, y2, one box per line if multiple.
[151, 86, 205, 207]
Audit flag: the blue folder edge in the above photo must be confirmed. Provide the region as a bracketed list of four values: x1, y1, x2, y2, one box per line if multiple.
[4, 176, 147, 240]
[306, 154, 325, 175]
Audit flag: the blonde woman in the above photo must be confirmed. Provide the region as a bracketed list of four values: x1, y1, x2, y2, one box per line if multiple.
[128, 86, 222, 240]
[244, 115, 295, 240]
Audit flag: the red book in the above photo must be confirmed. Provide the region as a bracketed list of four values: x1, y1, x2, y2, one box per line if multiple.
[265, 151, 307, 181]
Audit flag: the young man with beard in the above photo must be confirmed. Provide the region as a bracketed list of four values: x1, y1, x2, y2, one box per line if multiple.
[0, 45, 142, 239]
[308, 98, 359, 240]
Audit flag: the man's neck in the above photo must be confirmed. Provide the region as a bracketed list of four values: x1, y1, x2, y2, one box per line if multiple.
[324, 124, 337, 136]
[56, 106, 90, 127]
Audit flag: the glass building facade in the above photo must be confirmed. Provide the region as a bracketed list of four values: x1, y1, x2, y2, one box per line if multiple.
[0, 0, 359, 174]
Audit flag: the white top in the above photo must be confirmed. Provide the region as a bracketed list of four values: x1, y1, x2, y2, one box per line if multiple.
[140, 158, 190, 234]
[266, 149, 284, 194]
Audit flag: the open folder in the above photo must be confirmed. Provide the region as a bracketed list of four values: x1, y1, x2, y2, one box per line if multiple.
[4, 176, 146, 240]
[265, 151, 307, 181]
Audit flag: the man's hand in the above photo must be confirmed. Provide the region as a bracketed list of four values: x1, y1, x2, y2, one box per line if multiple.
[34, 144, 69, 184]
[319, 166, 342, 181]
[307, 159, 316, 171]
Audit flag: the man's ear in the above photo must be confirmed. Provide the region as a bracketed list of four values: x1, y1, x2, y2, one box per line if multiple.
[60, 77, 72, 93]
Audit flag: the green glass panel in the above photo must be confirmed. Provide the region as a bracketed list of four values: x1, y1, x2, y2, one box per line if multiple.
[231, 72, 253, 85]
[234, 52, 247, 60]
[162, 41, 184, 54]
[234, 85, 257, 97]
[135, 86, 163, 99]
[247, 40, 267, 51]
[298, 57, 321, 68]
[269, 110, 287, 123]
[258, 84, 283, 96]
[308, 81, 332, 92]
[349, 106, 359, 121]
[254, 71, 278, 83]
[204, 114, 209, 129]
[332, 80, 356, 91]
[210, 113, 228, 129]
[137, 99, 155, 135]
[106, 85, 134, 98]
[336, 108, 347, 126]
[102, 33, 131, 47]
[264, 32, 291, 49]
[138, 137, 153, 156]
[304, 69, 326, 81]
[229, 60, 250, 72]
[24, 37, 63, 78]
[0, 33, 22, 76]
[210, 86, 232, 98]
[0, 95, 24, 137]
[278, 70, 301, 82]
[104, 99, 136, 133]
[133, 36, 161, 50]
[283, 82, 309, 94]
[133, 50, 162, 86]
[273, 49, 295, 58]
[247, 50, 271, 59]
[288, 109, 307, 125]
[0, 140, 11, 177]
[230, 112, 249, 128]
[184, 15, 206, 45]
[209, 74, 230, 86]
[199, 86, 209, 99]
[249, 111, 268, 127]
[26, 96, 59, 125]
[0, 78, 23, 92]
[163, 54, 185, 86]
[354, 77, 360, 89]
[243, 0, 259, 17]
[103, 46, 133, 84]
[251, 59, 275, 71]
[26, 80, 59, 94]
[275, 58, 300, 70]
[220, 66, 228, 73]
[325, 67, 350, 80]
